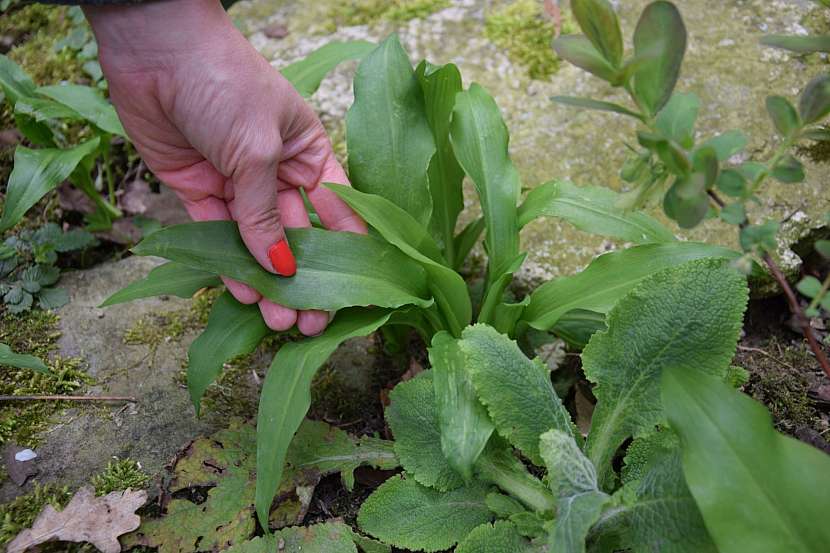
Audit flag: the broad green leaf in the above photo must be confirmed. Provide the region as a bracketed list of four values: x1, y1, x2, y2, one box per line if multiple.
[798, 276, 822, 298]
[540, 430, 610, 553]
[485, 493, 526, 518]
[620, 427, 680, 485]
[522, 241, 739, 331]
[280, 40, 375, 97]
[700, 130, 747, 161]
[37, 84, 126, 137]
[347, 35, 435, 225]
[327, 184, 471, 334]
[132, 221, 433, 311]
[462, 325, 573, 465]
[572, 0, 624, 67]
[663, 368, 830, 553]
[417, 61, 465, 260]
[430, 331, 494, 481]
[226, 522, 358, 553]
[456, 522, 537, 553]
[760, 34, 830, 53]
[101, 262, 221, 306]
[719, 202, 746, 225]
[387, 371, 464, 491]
[451, 83, 521, 284]
[0, 54, 36, 105]
[716, 169, 748, 198]
[0, 139, 100, 233]
[255, 308, 392, 528]
[799, 73, 830, 124]
[553, 35, 620, 83]
[187, 291, 269, 413]
[771, 154, 805, 183]
[36, 287, 69, 310]
[766, 95, 801, 138]
[550, 308, 606, 348]
[358, 475, 492, 552]
[655, 92, 699, 148]
[285, 419, 398, 492]
[662, 179, 708, 228]
[583, 259, 748, 488]
[551, 96, 644, 121]
[0, 343, 49, 373]
[517, 180, 675, 244]
[14, 96, 79, 122]
[632, 1, 687, 115]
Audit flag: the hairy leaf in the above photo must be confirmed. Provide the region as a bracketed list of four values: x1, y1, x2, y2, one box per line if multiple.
[456, 521, 537, 553]
[0, 343, 49, 373]
[518, 180, 675, 243]
[358, 475, 492, 552]
[0, 139, 100, 233]
[463, 325, 573, 465]
[225, 523, 357, 553]
[187, 292, 269, 413]
[280, 40, 375, 97]
[583, 259, 748, 488]
[37, 84, 125, 137]
[347, 35, 435, 225]
[663, 368, 830, 553]
[132, 222, 432, 311]
[101, 262, 221, 306]
[255, 308, 392, 528]
[430, 332, 494, 481]
[523, 241, 738, 331]
[632, 1, 686, 114]
[620, 427, 679, 485]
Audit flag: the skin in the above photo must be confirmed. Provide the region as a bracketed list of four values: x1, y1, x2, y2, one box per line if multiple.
[83, 0, 366, 336]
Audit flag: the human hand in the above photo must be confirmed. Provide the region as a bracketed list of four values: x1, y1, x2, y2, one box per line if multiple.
[84, 0, 366, 335]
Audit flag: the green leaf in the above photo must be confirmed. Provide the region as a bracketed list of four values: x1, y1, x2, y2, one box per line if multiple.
[700, 130, 747, 161]
[760, 34, 830, 53]
[655, 92, 700, 149]
[517, 180, 675, 244]
[462, 325, 573, 465]
[0, 139, 100, 233]
[815, 239, 830, 258]
[456, 521, 537, 553]
[632, 1, 687, 115]
[453, 217, 485, 270]
[572, 0, 624, 67]
[540, 430, 610, 553]
[662, 178, 708, 228]
[327, 184, 471, 334]
[387, 371, 464, 491]
[475, 440, 555, 513]
[14, 96, 79, 122]
[226, 523, 358, 553]
[101, 262, 221, 306]
[485, 493, 526, 518]
[347, 35, 435, 225]
[797, 276, 822, 298]
[771, 154, 805, 183]
[0, 54, 36, 104]
[187, 291, 269, 413]
[417, 61, 465, 261]
[551, 96, 644, 121]
[451, 83, 521, 285]
[0, 342, 49, 373]
[37, 84, 126, 137]
[37, 287, 69, 310]
[132, 221, 432, 311]
[801, 127, 830, 141]
[799, 73, 830, 124]
[766, 95, 801, 138]
[551, 309, 606, 348]
[620, 427, 680, 485]
[431, 332, 494, 481]
[522, 241, 739, 331]
[583, 259, 748, 488]
[719, 202, 746, 225]
[280, 40, 375, 97]
[358, 475, 492, 552]
[739, 221, 779, 252]
[716, 169, 748, 198]
[663, 368, 830, 553]
[255, 308, 392, 528]
[553, 35, 620, 83]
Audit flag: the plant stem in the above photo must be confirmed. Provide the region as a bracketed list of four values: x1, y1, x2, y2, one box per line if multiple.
[475, 447, 555, 513]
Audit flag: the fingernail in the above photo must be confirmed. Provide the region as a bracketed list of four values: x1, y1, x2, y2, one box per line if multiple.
[268, 239, 296, 277]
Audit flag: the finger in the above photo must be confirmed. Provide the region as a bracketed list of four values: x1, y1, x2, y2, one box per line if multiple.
[297, 310, 329, 336]
[224, 277, 261, 304]
[259, 300, 297, 331]
[306, 155, 367, 234]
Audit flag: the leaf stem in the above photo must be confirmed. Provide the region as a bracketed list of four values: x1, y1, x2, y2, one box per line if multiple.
[475, 449, 555, 513]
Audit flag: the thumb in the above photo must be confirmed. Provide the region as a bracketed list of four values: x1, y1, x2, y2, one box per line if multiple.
[230, 156, 296, 277]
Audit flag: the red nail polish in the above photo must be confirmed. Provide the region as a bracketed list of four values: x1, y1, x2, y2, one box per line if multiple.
[268, 239, 296, 277]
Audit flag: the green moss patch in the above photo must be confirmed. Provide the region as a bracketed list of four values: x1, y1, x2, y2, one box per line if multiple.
[91, 458, 149, 496]
[123, 288, 220, 353]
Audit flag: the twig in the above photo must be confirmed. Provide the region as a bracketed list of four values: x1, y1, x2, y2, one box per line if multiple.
[0, 395, 136, 402]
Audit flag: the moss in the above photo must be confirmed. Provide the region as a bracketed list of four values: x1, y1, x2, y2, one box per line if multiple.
[91, 458, 149, 496]
[485, 0, 575, 81]
[0, 483, 72, 545]
[319, 0, 450, 32]
[309, 363, 375, 425]
[5, 6, 83, 87]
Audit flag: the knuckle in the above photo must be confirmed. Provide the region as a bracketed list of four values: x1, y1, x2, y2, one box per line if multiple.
[237, 204, 281, 234]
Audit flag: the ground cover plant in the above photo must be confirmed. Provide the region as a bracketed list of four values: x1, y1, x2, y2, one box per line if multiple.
[91, 1, 830, 551]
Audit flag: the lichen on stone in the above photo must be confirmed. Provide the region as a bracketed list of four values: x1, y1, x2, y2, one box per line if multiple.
[91, 458, 149, 496]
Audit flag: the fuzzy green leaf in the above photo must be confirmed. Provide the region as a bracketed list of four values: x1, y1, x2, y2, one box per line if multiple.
[0, 139, 100, 233]
[347, 35, 435, 225]
[572, 0, 624, 67]
[37, 84, 125, 137]
[255, 308, 393, 529]
[663, 368, 830, 553]
[101, 262, 221, 307]
[518, 180, 675, 244]
[280, 40, 375, 97]
[358, 475, 492, 552]
[462, 325, 573, 465]
[583, 259, 748, 489]
[523, 241, 739, 331]
[132, 222, 432, 311]
[455, 521, 538, 553]
[0, 343, 49, 373]
[632, 1, 687, 115]
[225, 523, 358, 553]
[621, 427, 680, 485]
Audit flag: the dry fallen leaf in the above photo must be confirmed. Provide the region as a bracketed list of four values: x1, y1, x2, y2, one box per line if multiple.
[8, 486, 146, 553]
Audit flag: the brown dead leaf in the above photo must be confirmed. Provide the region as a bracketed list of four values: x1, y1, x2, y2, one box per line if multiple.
[8, 486, 146, 553]
[2, 444, 37, 486]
